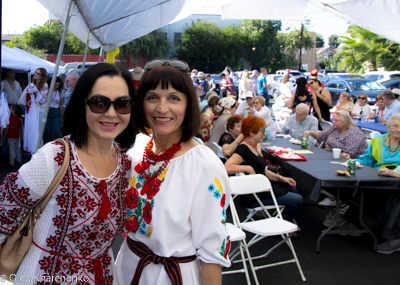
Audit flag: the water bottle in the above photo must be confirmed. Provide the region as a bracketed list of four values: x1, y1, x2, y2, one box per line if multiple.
[270, 121, 277, 140]
[361, 113, 366, 124]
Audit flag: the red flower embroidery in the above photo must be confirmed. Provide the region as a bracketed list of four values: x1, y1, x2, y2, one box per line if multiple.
[224, 239, 231, 259]
[126, 187, 139, 209]
[220, 193, 226, 208]
[143, 201, 152, 224]
[146, 179, 161, 200]
[126, 216, 138, 233]
[135, 160, 151, 174]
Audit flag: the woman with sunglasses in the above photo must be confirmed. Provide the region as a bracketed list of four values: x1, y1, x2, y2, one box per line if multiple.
[1, 63, 136, 284]
[308, 74, 332, 121]
[116, 60, 231, 285]
[351, 93, 371, 119]
[225, 116, 304, 223]
[18, 67, 48, 154]
[287, 77, 323, 121]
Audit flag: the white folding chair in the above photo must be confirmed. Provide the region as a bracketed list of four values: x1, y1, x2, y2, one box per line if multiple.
[212, 141, 227, 160]
[361, 127, 374, 139]
[193, 136, 205, 145]
[370, 131, 381, 139]
[319, 120, 333, 130]
[228, 174, 306, 284]
[223, 201, 257, 285]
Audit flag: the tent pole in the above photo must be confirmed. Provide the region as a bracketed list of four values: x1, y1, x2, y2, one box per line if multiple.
[36, 0, 75, 152]
[81, 32, 91, 72]
[98, 46, 103, 63]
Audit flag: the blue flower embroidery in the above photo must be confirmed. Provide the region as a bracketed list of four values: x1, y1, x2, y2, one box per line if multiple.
[137, 174, 145, 183]
[208, 184, 215, 192]
[213, 190, 221, 199]
[127, 208, 135, 217]
[139, 221, 148, 235]
[222, 208, 226, 218]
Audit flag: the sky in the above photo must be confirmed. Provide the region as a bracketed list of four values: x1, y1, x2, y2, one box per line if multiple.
[2, 0, 349, 47]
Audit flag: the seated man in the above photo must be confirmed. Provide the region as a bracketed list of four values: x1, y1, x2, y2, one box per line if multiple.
[235, 91, 254, 117]
[282, 103, 318, 145]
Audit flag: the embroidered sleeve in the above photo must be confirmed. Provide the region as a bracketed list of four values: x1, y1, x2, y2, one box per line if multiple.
[0, 141, 63, 241]
[190, 150, 231, 267]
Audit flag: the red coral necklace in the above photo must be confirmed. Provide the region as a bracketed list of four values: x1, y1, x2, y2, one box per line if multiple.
[134, 138, 182, 199]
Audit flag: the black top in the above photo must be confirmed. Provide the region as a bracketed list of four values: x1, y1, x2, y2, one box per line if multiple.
[233, 144, 289, 207]
[292, 93, 314, 115]
[218, 132, 234, 147]
[316, 88, 330, 121]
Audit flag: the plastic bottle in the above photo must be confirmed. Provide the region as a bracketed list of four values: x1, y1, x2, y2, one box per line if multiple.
[270, 121, 277, 140]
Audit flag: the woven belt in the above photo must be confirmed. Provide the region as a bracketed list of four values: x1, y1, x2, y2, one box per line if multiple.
[126, 238, 196, 285]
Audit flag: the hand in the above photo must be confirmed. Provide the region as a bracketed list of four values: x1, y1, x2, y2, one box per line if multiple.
[236, 133, 244, 143]
[247, 166, 256, 175]
[378, 168, 398, 177]
[303, 130, 311, 137]
[283, 177, 297, 187]
[341, 153, 351, 159]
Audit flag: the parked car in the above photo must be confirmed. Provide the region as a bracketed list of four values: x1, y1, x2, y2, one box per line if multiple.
[320, 73, 365, 84]
[319, 69, 345, 75]
[275, 70, 302, 76]
[362, 71, 400, 83]
[379, 78, 400, 91]
[324, 79, 387, 107]
[63, 62, 99, 75]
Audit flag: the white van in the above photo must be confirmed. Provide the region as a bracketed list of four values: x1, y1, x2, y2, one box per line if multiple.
[362, 71, 400, 83]
[63, 62, 99, 75]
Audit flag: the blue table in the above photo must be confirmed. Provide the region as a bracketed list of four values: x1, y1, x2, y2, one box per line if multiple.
[352, 119, 387, 133]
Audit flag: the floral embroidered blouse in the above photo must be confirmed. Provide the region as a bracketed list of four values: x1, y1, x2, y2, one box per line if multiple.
[116, 134, 231, 285]
[199, 107, 216, 144]
[0, 137, 131, 285]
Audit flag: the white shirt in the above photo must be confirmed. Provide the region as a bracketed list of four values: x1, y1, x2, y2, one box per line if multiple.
[252, 105, 272, 127]
[235, 100, 250, 116]
[2, 79, 22, 105]
[352, 103, 371, 118]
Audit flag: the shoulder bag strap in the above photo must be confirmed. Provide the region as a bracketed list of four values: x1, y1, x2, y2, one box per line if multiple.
[32, 138, 70, 217]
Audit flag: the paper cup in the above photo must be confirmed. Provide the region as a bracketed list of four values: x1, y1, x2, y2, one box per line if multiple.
[332, 148, 341, 159]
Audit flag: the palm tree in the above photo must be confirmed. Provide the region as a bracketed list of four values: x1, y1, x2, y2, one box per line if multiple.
[336, 25, 400, 73]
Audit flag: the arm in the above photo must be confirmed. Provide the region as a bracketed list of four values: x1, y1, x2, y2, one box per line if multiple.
[225, 153, 255, 175]
[312, 95, 323, 121]
[287, 93, 296, 110]
[264, 168, 296, 186]
[303, 130, 320, 141]
[4, 125, 9, 139]
[377, 168, 400, 178]
[201, 261, 222, 285]
[59, 96, 65, 122]
[222, 134, 243, 157]
[315, 88, 332, 105]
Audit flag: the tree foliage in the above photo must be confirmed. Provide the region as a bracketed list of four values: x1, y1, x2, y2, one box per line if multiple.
[316, 34, 325, 48]
[119, 30, 170, 61]
[329, 34, 339, 48]
[9, 20, 100, 55]
[5, 37, 47, 58]
[335, 25, 400, 73]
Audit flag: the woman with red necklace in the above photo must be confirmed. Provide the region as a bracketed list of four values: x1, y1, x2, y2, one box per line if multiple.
[116, 60, 231, 284]
[224, 115, 304, 223]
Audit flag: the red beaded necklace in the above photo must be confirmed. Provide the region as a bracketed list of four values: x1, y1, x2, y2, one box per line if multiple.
[244, 138, 257, 149]
[134, 138, 182, 198]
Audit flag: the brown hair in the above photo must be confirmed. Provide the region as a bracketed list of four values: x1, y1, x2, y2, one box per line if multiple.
[226, 115, 244, 131]
[33, 68, 48, 91]
[135, 65, 200, 142]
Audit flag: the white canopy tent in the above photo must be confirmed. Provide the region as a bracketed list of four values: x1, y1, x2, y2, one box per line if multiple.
[37, 0, 400, 52]
[1, 45, 65, 74]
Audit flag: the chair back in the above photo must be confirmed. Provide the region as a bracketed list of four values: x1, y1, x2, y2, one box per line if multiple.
[229, 174, 272, 196]
[370, 131, 381, 139]
[319, 121, 333, 130]
[193, 136, 205, 145]
[212, 142, 226, 160]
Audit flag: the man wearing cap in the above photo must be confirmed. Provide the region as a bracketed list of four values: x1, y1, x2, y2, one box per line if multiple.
[197, 71, 208, 101]
[258, 67, 271, 106]
[220, 72, 236, 98]
[131, 67, 144, 90]
[235, 91, 254, 116]
[393, 88, 400, 101]
[381, 90, 400, 123]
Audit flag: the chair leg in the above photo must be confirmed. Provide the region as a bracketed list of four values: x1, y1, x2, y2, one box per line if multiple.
[286, 237, 307, 281]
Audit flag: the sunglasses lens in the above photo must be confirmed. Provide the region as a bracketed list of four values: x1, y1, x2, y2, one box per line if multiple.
[144, 59, 189, 72]
[114, 98, 133, 114]
[144, 59, 165, 71]
[169, 60, 189, 71]
[88, 96, 111, 113]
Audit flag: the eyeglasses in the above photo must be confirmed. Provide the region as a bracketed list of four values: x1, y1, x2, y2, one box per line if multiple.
[258, 127, 266, 133]
[309, 81, 314, 85]
[358, 97, 367, 100]
[390, 124, 400, 130]
[144, 59, 190, 72]
[35, 71, 42, 76]
[85, 95, 134, 114]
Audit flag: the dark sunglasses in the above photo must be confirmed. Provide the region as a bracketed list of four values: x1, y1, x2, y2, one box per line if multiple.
[144, 59, 190, 72]
[85, 95, 134, 114]
[358, 97, 367, 100]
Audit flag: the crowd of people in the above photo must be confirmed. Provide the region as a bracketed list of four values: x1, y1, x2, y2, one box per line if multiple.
[0, 61, 400, 284]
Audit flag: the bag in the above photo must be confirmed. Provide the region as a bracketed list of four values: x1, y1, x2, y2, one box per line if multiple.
[322, 205, 349, 228]
[0, 138, 70, 278]
[267, 164, 283, 176]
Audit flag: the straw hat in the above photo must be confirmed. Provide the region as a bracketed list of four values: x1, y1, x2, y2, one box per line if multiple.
[197, 71, 205, 78]
[131, 67, 144, 81]
[392, 88, 400, 98]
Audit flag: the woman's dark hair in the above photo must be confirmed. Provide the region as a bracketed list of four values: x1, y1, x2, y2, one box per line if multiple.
[62, 63, 137, 152]
[311, 79, 322, 87]
[226, 114, 244, 131]
[295, 77, 309, 97]
[135, 64, 200, 142]
[47, 76, 64, 92]
[208, 96, 220, 108]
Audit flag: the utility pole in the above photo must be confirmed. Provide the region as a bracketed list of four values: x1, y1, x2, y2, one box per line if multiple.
[298, 21, 303, 71]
